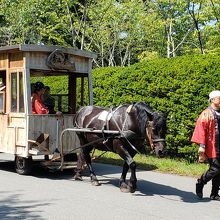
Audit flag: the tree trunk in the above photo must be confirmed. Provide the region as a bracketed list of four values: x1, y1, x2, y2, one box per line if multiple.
[166, 24, 170, 58]
[187, 2, 205, 54]
[80, 1, 88, 50]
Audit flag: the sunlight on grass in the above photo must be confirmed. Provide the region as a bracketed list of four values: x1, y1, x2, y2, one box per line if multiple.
[93, 150, 208, 177]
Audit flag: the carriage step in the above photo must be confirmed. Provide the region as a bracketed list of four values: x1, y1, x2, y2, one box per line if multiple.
[40, 161, 77, 170]
[29, 148, 49, 155]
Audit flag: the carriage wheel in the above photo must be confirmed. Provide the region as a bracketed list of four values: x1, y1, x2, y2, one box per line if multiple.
[15, 156, 33, 175]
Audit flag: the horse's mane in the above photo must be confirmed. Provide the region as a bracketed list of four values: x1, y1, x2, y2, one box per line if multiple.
[133, 102, 166, 135]
[133, 102, 154, 134]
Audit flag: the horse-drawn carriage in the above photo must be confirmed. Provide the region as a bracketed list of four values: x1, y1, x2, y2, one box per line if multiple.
[0, 44, 167, 193]
[0, 44, 96, 174]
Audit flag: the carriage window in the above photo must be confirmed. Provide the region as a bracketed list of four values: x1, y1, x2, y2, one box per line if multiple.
[11, 71, 24, 113]
[11, 72, 17, 112]
[0, 92, 5, 112]
[0, 73, 6, 113]
[19, 72, 24, 112]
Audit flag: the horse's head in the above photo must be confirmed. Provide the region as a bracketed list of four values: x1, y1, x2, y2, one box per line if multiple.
[146, 112, 167, 157]
[132, 102, 167, 157]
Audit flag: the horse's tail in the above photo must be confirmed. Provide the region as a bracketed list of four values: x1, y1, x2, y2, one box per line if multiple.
[73, 113, 78, 127]
[73, 106, 84, 127]
[73, 105, 91, 127]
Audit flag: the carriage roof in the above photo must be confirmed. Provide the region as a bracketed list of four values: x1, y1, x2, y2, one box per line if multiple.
[0, 44, 96, 58]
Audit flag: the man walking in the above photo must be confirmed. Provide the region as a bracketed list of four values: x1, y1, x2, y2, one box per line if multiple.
[192, 90, 220, 201]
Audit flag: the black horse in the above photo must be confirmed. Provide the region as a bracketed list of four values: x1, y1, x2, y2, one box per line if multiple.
[73, 102, 167, 193]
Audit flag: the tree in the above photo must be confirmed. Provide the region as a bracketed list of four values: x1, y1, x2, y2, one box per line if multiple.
[187, 0, 205, 54]
[1, 0, 220, 65]
[83, 0, 157, 66]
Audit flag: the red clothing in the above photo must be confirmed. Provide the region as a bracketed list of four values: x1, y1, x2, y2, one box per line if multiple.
[32, 94, 49, 114]
[191, 108, 219, 158]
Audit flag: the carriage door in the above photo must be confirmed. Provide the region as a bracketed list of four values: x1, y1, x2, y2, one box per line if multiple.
[7, 70, 26, 154]
[0, 71, 7, 152]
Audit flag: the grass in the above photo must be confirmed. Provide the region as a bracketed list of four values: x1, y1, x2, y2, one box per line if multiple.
[92, 150, 208, 177]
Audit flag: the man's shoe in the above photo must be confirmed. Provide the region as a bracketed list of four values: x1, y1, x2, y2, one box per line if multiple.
[210, 194, 220, 201]
[196, 179, 204, 199]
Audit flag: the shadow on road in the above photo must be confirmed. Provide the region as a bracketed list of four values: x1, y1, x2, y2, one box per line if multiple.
[0, 192, 49, 220]
[0, 161, 210, 204]
[96, 175, 211, 204]
[0, 161, 74, 180]
[87, 164, 211, 204]
[136, 179, 210, 203]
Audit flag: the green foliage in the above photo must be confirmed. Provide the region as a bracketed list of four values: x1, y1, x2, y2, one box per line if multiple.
[92, 53, 220, 162]
[1, 0, 220, 65]
[31, 75, 89, 112]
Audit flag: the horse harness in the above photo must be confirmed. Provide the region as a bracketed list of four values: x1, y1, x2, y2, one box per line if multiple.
[75, 104, 165, 153]
[102, 104, 165, 153]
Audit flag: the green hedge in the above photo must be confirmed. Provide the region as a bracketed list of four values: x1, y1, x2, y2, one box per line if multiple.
[92, 53, 220, 162]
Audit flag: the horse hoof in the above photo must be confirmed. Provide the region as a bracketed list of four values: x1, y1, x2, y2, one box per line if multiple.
[91, 180, 100, 186]
[74, 173, 83, 181]
[128, 186, 136, 193]
[120, 186, 130, 193]
[120, 182, 130, 193]
[128, 182, 136, 193]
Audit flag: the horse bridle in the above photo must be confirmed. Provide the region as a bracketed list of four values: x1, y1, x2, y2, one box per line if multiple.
[146, 121, 166, 151]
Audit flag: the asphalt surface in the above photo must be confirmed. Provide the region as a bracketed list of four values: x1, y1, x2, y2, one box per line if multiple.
[0, 153, 219, 220]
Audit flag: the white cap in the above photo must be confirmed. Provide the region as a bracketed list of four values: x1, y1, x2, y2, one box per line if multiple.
[209, 90, 220, 101]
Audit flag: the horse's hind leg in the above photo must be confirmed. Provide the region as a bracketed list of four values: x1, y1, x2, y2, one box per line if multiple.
[83, 148, 100, 186]
[128, 161, 137, 193]
[74, 152, 85, 181]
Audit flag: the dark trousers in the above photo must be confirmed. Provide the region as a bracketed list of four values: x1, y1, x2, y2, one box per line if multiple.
[201, 158, 220, 195]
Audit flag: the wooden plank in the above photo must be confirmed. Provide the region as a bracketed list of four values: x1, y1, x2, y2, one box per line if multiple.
[0, 53, 7, 69]
[0, 115, 7, 152]
[28, 115, 80, 154]
[28, 52, 91, 74]
[9, 52, 23, 68]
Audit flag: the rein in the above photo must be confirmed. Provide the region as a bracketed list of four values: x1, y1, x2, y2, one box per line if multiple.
[110, 106, 141, 154]
[146, 121, 154, 150]
[146, 121, 165, 151]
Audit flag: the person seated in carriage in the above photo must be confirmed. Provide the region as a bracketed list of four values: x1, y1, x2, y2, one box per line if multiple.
[32, 82, 49, 114]
[32, 81, 62, 116]
[41, 86, 56, 114]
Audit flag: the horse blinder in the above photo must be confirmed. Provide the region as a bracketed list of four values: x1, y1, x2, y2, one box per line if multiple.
[146, 121, 166, 156]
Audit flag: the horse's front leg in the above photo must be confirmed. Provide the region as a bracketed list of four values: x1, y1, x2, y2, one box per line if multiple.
[120, 158, 137, 193]
[119, 162, 130, 192]
[117, 144, 137, 193]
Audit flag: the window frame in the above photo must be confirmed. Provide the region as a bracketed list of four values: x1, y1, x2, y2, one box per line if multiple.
[9, 70, 25, 113]
[0, 91, 5, 113]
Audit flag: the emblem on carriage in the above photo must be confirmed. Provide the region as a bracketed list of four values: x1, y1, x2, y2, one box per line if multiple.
[46, 49, 76, 71]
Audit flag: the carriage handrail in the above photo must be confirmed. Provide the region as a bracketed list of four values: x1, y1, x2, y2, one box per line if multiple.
[61, 127, 122, 134]
[58, 127, 132, 170]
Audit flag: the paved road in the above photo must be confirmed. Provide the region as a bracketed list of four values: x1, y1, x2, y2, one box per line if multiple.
[0, 154, 218, 220]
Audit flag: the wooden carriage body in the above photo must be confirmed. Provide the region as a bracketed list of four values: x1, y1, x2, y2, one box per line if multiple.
[0, 44, 96, 172]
